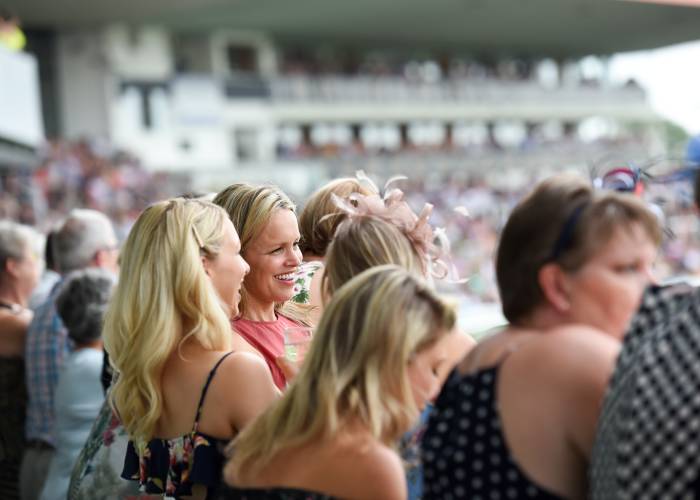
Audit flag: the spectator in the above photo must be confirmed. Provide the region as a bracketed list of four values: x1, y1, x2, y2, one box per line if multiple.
[20, 209, 118, 500]
[221, 265, 457, 499]
[423, 173, 661, 499]
[295, 176, 375, 321]
[589, 168, 700, 498]
[0, 221, 42, 500]
[39, 269, 115, 500]
[213, 184, 311, 390]
[28, 230, 60, 311]
[105, 198, 278, 497]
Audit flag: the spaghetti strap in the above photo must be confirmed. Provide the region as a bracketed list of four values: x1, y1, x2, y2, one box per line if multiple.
[192, 351, 235, 431]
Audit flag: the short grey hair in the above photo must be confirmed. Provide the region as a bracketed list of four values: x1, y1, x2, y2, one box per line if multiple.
[53, 209, 117, 274]
[0, 220, 42, 274]
[56, 268, 116, 346]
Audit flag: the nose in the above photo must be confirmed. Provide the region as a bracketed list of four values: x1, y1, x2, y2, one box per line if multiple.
[287, 248, 302, 267]
[242, 258, 251, 276]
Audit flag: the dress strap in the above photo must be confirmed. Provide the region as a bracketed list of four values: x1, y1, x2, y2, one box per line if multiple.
[192, 351, 234, 431]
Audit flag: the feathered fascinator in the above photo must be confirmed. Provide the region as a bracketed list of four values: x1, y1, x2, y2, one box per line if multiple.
[327, 170, 467, 283]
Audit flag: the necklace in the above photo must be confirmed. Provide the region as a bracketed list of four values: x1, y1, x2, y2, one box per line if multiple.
[0, 301, 24, 314]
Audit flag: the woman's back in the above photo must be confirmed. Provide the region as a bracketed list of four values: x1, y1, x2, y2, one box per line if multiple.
[423, 326, 619, 499]
[225, 429, 406, 500]
[123, 343, 277, 498]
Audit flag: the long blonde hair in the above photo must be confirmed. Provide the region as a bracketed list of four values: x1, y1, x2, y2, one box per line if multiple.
[213, 183, 310, 324]
[229, 265, 456, 479]
[104, 198, 233, 443]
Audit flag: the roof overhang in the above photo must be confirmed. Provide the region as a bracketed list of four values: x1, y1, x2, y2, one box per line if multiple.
[8, 0, 700, 57]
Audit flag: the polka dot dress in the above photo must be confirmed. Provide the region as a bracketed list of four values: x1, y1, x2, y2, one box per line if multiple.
[591, 283, 700, 499]
[422, 366, 562, 500]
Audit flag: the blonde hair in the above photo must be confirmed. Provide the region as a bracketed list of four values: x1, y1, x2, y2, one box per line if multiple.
[104, 198, 233, 443]
[496, 173, 662, 324]
[323, 214, 424, 297]
[213, 183, 310, 323]
[298, 178, 375, 257]
[229, 265, 456, 479]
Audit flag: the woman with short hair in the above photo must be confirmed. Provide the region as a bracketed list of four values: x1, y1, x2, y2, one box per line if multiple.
[40, 268, 115, 500]
[0, 220, 42, 500]
[423, 173, 662, 499]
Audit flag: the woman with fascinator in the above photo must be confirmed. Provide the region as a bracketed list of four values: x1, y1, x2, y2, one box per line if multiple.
[295, 176, 376, 324]
[422, 173, 661, 499]
[307, 171, 475, 499]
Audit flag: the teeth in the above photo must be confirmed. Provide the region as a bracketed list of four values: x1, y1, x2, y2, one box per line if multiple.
[275, 273, 294, 280]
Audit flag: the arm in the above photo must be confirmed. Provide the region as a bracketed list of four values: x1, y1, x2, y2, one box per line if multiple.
[218, 351, 281, 433]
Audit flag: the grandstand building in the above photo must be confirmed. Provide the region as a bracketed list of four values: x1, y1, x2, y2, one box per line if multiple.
[4, 0, 700, 191]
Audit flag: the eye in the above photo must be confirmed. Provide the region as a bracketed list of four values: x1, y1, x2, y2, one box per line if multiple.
[270, 247, 283, 255]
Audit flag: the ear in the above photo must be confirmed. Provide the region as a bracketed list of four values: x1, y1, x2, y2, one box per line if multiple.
[201, 255, 212, 277]
[538, 263, 572, 313]
[4, 258, 19, 279]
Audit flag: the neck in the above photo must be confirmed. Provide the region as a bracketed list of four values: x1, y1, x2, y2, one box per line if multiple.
[242, 296, 278, 322]
[516, 306, 569, 332]
[0, 283, 26, 309]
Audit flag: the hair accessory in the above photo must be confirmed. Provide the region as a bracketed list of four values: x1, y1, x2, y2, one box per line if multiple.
[191, 225, 205, 249]
[328, 170, 467, 283]
[547, 202, 589, 262]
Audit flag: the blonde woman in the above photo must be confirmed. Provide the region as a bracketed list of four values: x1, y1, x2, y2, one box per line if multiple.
[219, 265, 458, 499]
[104, 198, 278, 499]
[321, 194, 474, 500]
[213, 184, 310, 390]
[423, 174, 661, 499]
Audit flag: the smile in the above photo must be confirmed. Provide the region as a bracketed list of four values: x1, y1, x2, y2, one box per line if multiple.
[274, 273, 295, 281]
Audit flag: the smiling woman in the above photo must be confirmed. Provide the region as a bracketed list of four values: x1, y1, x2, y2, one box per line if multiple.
[214, 183, 311, 390]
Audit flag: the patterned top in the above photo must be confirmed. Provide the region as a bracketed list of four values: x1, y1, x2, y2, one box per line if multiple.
[291, 261, 323, 304]
[422, 367, 562, 500]
[217, 484, 336, 499]
[590, 283, 700, 499]
[25, 282, 71, 446]
[122, 351, 235, 499]
[232, 314, 303, 390]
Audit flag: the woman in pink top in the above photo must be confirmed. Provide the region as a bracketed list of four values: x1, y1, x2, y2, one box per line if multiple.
[214, 184, 310, 390]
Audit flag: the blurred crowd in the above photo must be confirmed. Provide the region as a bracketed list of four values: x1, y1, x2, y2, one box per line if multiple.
[1, 138, 699, 304]
[0, 139, 188, 240]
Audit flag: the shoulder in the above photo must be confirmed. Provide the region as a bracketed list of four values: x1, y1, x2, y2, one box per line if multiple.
[339, 442, 406, 500]
[218, 351, 272, 380]
[506, 325, 619, 385]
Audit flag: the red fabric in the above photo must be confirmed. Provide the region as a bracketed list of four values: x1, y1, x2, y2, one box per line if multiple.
[231, 314, 301, 390]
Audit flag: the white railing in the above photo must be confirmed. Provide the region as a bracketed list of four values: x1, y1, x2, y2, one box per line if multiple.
[268, 76, 647, 106]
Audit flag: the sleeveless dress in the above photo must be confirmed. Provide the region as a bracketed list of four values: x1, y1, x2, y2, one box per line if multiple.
[217, 484, 336, 499]
[121, 352, 235, 499]
[232, 314, 303, 390]
[422, 365, 562, 500]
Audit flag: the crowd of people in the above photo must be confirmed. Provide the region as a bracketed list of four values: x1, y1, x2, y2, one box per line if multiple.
[2, 160, 700, 499]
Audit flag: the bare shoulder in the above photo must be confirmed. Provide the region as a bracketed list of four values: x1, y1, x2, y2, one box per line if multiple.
[499, 325, 619, 405]
[341, 443, 406, 500]
[213, 351, 279, 430]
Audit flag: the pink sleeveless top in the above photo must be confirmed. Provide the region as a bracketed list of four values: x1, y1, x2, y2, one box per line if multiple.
[232, 314, 302, 390]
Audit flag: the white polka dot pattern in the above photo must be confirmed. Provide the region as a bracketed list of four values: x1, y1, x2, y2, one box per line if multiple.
[422, 367, 562, 499]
